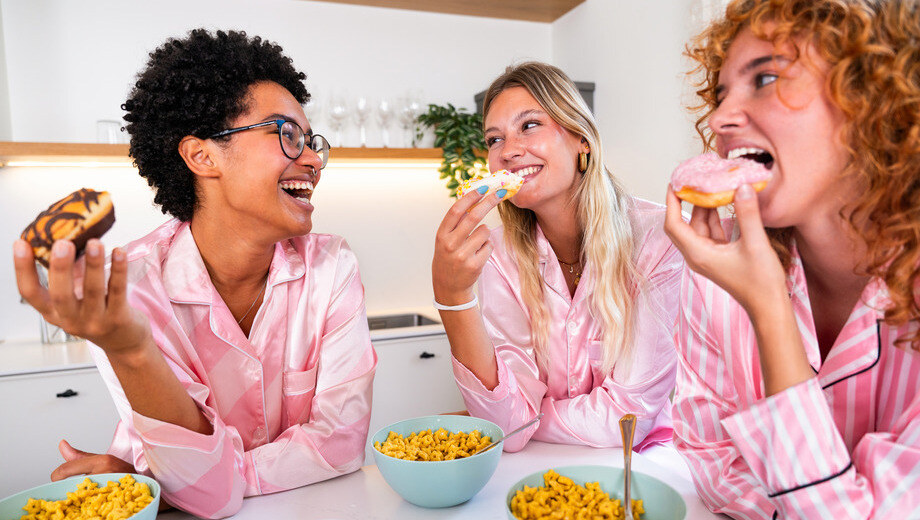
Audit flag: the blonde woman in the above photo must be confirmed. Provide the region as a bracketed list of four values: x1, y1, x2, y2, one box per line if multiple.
[432, 62, 682, 452]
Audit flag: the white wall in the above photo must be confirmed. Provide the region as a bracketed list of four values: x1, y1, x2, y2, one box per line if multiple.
[552, 0, 703, 203]
[1, 0, 550, 144]
[0, 4, 10, 140]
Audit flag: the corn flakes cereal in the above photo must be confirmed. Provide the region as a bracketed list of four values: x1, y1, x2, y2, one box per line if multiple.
[374, 428, 492, 461]
[18, 474, 154, 520]
[510, 469, 645, 520]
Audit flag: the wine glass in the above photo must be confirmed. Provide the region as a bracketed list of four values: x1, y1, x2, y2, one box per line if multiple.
[304, 95, 323, 133]
[354, 95, 371, 148]
[328, 94, 350, 147]
[397, 96, 422, 148]
[377, 98, 394, 148]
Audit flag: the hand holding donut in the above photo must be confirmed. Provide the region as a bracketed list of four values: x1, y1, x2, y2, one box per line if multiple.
[14, 238, 152, 358]
[665, 183, 787, 317]
[432, 187, 506, 305]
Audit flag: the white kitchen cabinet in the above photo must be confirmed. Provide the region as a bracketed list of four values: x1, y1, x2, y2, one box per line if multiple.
[367, 333, 465, 463]
[0, 368, 119, 496]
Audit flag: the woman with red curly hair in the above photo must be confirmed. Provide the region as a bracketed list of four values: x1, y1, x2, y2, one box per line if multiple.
[664, 0, 920, 517]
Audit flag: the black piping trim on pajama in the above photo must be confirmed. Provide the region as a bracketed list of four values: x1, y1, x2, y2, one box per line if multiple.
[767, 461, 854, 498]
[819, 320, 882, 390]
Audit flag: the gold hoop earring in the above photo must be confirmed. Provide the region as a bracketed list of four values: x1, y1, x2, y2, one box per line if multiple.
[578, 152, 589, 173]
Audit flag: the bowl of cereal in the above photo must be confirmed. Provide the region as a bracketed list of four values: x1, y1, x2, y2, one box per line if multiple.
[371, 414, 504, 508]
[0, 473, 160, 520]
[506, 465, 686, 520]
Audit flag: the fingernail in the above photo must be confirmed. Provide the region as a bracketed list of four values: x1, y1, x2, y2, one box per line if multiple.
[495, 189, 507, 199]
[736, 184, 754, 201]
[13, 240, 29, 258]
[476, 185, 489, 195]
[53, 241, 68, 258]
[113, 248, 125, 262]
[86, 241, 100, 257]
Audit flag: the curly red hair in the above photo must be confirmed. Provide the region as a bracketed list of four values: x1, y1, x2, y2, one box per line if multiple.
[687, 0, 920, 349]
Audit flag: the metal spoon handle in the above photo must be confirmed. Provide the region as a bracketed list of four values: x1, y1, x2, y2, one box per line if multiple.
[480, 413, 544, 453]
[619, 414, 637, 519]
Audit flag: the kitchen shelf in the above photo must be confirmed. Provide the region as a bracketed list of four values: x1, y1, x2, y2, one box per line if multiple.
[0, 141, 444, 166]
[306, 0, 585, 23]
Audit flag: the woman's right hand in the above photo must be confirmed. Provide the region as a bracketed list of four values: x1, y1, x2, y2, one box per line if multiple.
[432, 188, 503, 305]
[14, 238, 151, 359]
[663, 184, 788, 316]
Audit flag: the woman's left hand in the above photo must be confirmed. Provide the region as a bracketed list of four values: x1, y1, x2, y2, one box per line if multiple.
[664, 184, 787, 316]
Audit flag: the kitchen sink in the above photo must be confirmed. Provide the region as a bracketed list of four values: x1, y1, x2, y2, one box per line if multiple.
[367, 313, 440, 330]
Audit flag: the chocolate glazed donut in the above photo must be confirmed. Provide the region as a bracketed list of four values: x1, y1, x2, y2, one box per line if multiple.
[21, 188, 116, 267]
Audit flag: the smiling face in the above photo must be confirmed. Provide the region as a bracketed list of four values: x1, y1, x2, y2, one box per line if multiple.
[208, 81, 322, 240]
[483, 86, 586, 215]
[709, 26, 852, 228]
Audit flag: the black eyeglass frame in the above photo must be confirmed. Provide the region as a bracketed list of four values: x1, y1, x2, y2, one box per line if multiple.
[209, 119, 330, 168]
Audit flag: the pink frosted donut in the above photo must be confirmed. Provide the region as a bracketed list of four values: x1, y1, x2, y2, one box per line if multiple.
[671, 153, 772, 208]
[456, 169, 524, 201]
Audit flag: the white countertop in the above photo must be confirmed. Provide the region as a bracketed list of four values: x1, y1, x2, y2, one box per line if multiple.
[0, 339, 96, 377]
[157, 441, 726, 520]
[0, 308, 444, 377]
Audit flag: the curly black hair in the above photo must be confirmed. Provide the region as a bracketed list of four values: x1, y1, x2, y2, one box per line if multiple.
[122, 29, 309, 221]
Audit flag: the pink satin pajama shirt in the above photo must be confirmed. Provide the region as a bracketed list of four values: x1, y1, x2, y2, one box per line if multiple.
[674, 241, 920, 519]
[452, 198, 683, 452]
[89, 219, 376, 518]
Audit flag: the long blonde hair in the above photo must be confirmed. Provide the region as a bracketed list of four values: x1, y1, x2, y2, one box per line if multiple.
[482, 62, 639, 374]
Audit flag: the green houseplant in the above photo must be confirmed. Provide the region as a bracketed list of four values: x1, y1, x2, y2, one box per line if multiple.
[415, 103, 488, 198]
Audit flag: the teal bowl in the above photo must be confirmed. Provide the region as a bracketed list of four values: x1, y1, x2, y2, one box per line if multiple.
[506, 465, 685, 520]
[0, 473, 160, 520]
[371, 415, 503, 508]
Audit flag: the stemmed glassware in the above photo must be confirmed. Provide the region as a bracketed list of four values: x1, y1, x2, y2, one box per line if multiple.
[304, 95, 323, 134]
[328, 94, 350, 147]
[377, 98, 394, 148]
[354, 95, 371, 148]
[397, 94, 423, 148]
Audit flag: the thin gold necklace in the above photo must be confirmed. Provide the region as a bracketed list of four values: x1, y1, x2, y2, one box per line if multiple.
[237, 278, 268, 325]
[557, 257, 583, 286]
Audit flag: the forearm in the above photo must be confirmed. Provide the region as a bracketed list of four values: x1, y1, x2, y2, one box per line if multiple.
[107, 338, 212, 435]
[439, 305, 499, 390]
[746, 291, 814, 397]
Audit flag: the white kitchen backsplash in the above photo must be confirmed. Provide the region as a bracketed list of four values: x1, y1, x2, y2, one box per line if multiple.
[0, 164, 463, 342]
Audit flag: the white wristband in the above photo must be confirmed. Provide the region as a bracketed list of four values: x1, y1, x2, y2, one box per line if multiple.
[433, 295, 478, 311]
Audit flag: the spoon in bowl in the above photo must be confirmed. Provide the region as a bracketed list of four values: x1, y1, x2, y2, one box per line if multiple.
[479, 413, 544, 453]
[620, 414, 637, 520]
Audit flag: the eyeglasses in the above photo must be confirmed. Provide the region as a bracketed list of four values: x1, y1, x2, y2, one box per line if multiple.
[209, 119, 330, 168]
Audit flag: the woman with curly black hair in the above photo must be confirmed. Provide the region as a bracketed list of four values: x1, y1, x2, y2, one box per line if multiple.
[14, 29, 375, 518]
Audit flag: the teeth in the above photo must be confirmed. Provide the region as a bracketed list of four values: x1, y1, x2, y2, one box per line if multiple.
[294, 196, 311, 203]
[727, 147, 767, 160]
[515, 166, 539, 176]
[279, 180, 315, 191]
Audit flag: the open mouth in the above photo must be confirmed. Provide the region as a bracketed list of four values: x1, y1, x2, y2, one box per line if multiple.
[279, 179, 314, 203]
[727, 147, 774, 170]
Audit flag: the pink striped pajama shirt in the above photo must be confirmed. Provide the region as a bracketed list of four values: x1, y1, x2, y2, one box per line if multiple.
[453, 199, 682, 452]
[89, 219, 377, 518]
[673, 243, 920, 519]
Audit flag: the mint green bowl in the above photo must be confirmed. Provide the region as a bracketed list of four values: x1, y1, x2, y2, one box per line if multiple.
[0, 473, 160, 520]
[371, 415, 503, 508]
[506, 465, 686, 520]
